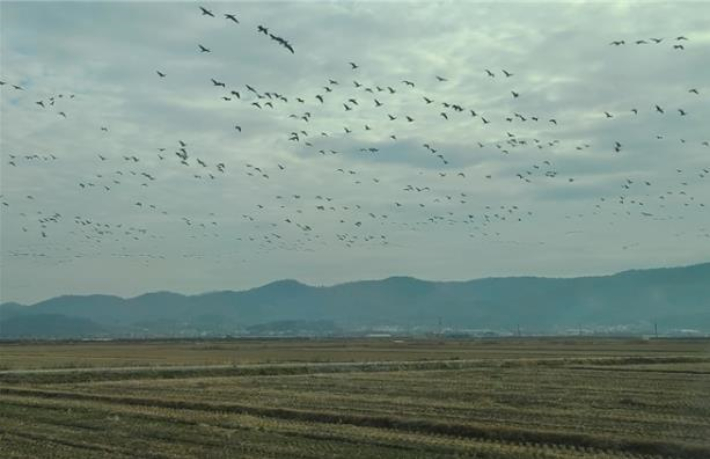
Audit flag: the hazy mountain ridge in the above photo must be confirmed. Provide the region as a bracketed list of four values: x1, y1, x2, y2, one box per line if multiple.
[1, 263, 709, 338]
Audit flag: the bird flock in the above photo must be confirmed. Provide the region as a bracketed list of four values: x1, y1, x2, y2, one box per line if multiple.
[1, 4, 709, 283]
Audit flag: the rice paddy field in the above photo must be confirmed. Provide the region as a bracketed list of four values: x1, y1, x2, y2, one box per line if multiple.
[1, 338, 709, 458]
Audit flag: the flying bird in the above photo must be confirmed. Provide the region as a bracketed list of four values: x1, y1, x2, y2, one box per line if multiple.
[156, 70, 166, 78]
[200, 6, 215, 17]
[198, 44, 211, 53]
[224, 14, 239, 23]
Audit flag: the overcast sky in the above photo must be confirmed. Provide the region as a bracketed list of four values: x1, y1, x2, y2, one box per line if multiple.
[1, 1, 709, 304]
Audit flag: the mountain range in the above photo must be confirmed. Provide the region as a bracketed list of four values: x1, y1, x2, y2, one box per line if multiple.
[1, 262, 709, 338]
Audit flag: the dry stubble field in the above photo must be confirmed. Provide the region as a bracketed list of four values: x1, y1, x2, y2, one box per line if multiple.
[1, 338, 709, 458]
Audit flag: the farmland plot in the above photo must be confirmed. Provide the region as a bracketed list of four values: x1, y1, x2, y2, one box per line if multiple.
[1, 339, 709, 458]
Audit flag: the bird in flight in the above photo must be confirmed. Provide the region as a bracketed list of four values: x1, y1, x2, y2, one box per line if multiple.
[156, 70, 166, 78]
[224, 14, 239, 23]
[199, 44, 211, 53]
[435, 75, 447, 82]
[200, 6, 215, 17]
[257, 25, 269, 35]
[349, 62, 359, 70]
[211, 78, 226, 87]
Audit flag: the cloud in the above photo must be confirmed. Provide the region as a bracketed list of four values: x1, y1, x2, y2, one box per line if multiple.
[1, 1, 709, 303]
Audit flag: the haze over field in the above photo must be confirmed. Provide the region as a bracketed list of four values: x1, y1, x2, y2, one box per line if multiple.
[1, 2, 709, 304]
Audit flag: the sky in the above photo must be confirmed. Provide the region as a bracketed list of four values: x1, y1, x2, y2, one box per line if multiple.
[1, 1, 709, 304]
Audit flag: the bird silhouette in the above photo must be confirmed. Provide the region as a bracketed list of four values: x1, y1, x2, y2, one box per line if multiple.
[200, 6, 215, 17]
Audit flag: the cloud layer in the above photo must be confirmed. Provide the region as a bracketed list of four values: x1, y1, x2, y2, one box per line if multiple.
[1, 1, 709, 303]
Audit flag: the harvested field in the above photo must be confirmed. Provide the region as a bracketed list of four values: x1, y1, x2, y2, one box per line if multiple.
[1, 338, 708, 458]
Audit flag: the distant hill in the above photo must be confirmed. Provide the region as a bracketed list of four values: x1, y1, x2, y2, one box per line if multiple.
[0, 314, 106, 339]
[1, 262, 709, 338]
